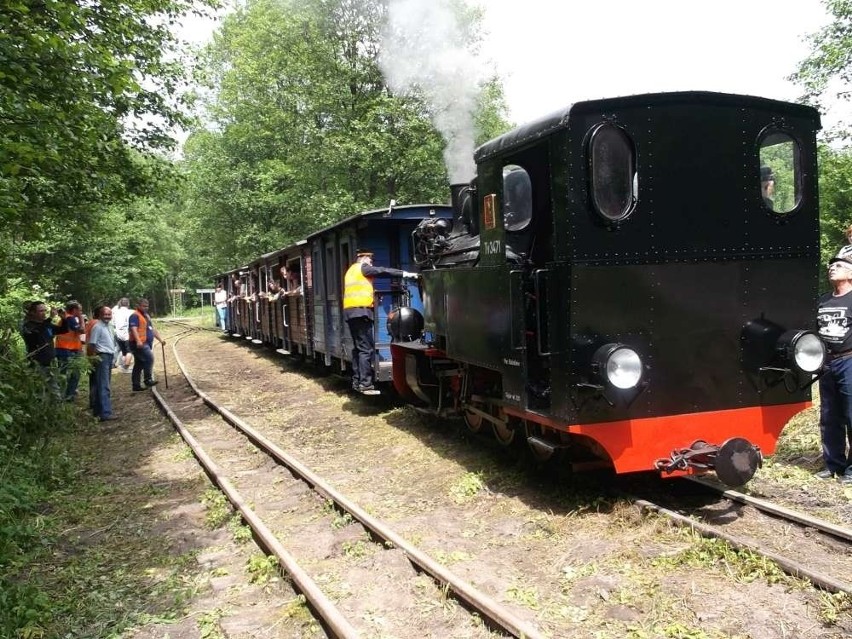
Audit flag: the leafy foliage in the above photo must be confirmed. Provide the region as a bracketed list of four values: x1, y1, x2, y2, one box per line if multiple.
[183, 0, 510, 269]
[794, 2, 852, 111]
[0, 330, 79, 638]
[818, 144, 852, 264]
[0, 0, 216, 304]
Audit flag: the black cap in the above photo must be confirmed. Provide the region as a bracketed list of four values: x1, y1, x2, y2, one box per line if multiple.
[829, 255, 852, 268]
[760, 166, 775, 182]
[356, 249, 374, 257]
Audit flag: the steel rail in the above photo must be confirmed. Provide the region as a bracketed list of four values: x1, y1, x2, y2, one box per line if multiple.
[168, 330, 546, 639]
[635, 499, 852, 595]
[684, 476, 852, 542]
[150, 384, 359, 639]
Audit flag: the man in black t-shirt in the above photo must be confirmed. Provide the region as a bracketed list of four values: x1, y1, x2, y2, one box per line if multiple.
[20, 301, 67, 397]
[816, 255, 852, 483]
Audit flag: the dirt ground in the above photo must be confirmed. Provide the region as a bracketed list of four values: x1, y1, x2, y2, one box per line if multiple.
[54, 320, 852, 638]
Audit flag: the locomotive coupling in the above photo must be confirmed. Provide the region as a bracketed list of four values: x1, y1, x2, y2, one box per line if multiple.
[655, 438, 762, 487]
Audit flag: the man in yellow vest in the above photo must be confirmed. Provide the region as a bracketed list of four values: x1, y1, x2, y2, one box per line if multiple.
[343, 249, 419, 394]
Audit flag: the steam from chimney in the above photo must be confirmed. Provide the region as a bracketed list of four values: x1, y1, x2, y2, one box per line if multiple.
[379, 0, 486, 183]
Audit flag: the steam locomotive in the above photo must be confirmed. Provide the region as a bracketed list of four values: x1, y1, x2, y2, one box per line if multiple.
[218, 91, 825, 487]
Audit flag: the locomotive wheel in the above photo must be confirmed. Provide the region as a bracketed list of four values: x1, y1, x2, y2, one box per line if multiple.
[463, 404, 486, 433]
[492, 409, 517, 446]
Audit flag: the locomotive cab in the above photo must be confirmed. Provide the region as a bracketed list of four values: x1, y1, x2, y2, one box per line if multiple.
[401, 91, 824, 486]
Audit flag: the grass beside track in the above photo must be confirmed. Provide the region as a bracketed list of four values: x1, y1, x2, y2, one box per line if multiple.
[8, 318, 852, 638]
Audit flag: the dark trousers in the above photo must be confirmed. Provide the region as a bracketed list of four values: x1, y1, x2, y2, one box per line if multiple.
[56, 349, 81, 399]
[819, 356, 852, 475]
[347, 316, 374, 388]
[131, 344, 154, 389]
[91, 353, 114, 418]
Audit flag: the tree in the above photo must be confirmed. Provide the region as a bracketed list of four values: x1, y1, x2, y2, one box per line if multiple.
[0, 0, 217, 298]
[183, 0, 510, 268]
[793, 0, 852, 137]
[818, 144, 852, 263]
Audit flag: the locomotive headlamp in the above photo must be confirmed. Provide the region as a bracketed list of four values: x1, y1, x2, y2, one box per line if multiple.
[777, 330, 826, 374]
[593, 343, 643, 390]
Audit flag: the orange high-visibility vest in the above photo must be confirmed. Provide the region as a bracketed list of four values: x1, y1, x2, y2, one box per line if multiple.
[131, 310, 149, 344]
[55, 313, 82, 351]
[343, 263, 374, 308]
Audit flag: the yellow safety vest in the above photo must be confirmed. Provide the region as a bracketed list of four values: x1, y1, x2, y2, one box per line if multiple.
[343, 263, 374, 308]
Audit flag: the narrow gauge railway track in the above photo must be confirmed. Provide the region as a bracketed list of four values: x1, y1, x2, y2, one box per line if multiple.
[152, 327, 545, 639]
[633, 479, 852, 594]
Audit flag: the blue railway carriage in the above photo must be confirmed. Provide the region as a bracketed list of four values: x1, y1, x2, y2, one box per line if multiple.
[306, 204, 453, 381]
[395, 91, 825, 486]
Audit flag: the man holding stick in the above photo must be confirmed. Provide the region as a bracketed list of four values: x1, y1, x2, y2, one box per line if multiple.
[128, 298, 166, 392]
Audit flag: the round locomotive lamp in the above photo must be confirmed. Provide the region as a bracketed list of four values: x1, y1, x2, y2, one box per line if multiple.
[777, 330, 826, 373]
[387, 307, 424, 342]
[593, 343, 643, 390]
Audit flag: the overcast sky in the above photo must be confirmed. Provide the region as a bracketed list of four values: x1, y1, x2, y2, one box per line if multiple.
[181, 0, 848, 131]
[477, 0, 838, 125]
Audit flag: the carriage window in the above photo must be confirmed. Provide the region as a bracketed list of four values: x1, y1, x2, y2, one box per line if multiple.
[759, 131, 801, 214]
[502, 165, 532, 231]
[589, 123, 636, 221]
[325, 245, 337, 298]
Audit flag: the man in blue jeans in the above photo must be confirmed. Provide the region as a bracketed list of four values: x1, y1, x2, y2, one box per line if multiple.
[816, 254, 852, 484]
[128, 298, 166, 391]
[87, 305, 118, 421]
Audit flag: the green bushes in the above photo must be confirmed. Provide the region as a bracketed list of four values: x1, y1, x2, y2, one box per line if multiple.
[0, 328, 77, 638]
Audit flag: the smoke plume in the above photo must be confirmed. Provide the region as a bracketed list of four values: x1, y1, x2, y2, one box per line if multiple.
[379, 0, 486, 183]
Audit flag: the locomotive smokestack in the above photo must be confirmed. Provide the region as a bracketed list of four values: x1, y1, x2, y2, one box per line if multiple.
[449, 181, 477, 235]
[450, 183, 467, 213]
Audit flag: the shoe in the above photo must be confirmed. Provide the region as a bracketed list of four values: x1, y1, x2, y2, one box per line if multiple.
[100, 415, 118, 422]
[144, 380, 158, 387]
[814, 469, 835, 480]
[132, 386, 147, 392]
[355, 384, 380, 396]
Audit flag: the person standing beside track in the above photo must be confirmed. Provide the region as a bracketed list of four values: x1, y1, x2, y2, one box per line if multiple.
[21, 300, 66, 397]
[55, 300, 85, 401]
[111, 297, 133, 371]
[128, 298, 165, 391]
[88, 305, 118, 421]
[343, 249, 419, 394]
[816, 254, 852, 484]
[214, 283, 228, 333]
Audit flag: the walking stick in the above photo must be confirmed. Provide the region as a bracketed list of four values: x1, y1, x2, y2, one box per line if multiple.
[161, 341, 169, 389]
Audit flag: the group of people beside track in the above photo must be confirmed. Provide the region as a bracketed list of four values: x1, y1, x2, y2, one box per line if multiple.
[20, 297, 165, 422]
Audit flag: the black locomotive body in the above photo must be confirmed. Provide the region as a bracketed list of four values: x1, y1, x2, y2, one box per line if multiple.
[393, 92, 824, 485]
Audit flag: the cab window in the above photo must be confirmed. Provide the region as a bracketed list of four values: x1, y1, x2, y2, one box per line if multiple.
[502, 165, 532, 232]
[589, 123, 636, 221]
[759, 131, 801, 214]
